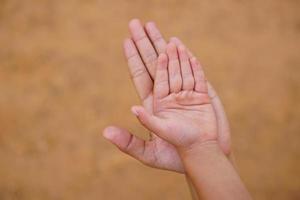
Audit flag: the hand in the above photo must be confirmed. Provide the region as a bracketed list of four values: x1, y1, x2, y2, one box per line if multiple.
[103, 19, 232, 173]
[131, 43, 218, 151]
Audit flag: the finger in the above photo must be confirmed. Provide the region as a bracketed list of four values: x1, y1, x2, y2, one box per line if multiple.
[207, 82, 231, 155]
[145, 21, 167, 54]
[129, 19, 158, 78]
[103, 126, 155, 166]
[170, 37, 233, 161]
[190, 57, 208, 93]
[154, 53, 169, 99]
[167, 43, 182, 93]
[170, 37, 194, 58]
[123, 38, 153, 100]
[178, 45, 194, 90]
[131, 106, 163, 135]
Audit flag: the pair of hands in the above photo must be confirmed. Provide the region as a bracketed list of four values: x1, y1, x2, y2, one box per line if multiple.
[103, 19, 232, 173]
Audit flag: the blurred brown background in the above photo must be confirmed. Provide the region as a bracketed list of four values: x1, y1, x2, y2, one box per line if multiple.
[0, 0, 299, 199]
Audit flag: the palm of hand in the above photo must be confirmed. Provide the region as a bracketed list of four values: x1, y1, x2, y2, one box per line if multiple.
[132, 43, 218, 171]
[153, 91, 217, 148]
[141, 86, 217, 172]
[105, 21, 231, 173]
[142, 93, 184, 172]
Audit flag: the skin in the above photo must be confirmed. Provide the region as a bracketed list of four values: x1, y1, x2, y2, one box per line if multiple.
[103, 19, 233, 173]
[103, 19, 235, 199]
[131, 44, 217, 150]
[131, 43, 251, 200]
[180, 142, 252, 200]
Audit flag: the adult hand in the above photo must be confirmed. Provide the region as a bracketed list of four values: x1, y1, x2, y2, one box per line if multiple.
[103, 19, 232, 173]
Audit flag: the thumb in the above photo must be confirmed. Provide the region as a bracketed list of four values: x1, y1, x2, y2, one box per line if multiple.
[131, 106, 162, 134]
[103, 126, 151, 164]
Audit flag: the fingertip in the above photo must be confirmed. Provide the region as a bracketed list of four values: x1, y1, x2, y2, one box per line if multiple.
[190, 57, 198, 65]
[178, 44, 186, 52]
[131, 106, 143, 117]
[166, 42, 176, 53]
[167, 42, 179, 62]
[169, 36, 179, 42]
[170, 37, 193, 58]
[169, 42, 176, 48]
[158, 53, 168, 62]
[131, 107, 138, 116]
[145, 21, 156, 29]
[103, 126, 119, 141]
[129, 18, 141, 28]
[157, 53, 168, 70]
[103, 126, 136, 151]
[170, 36, 183, 45]
[178, 45, 189, 61]
[129, 19, 145, 39]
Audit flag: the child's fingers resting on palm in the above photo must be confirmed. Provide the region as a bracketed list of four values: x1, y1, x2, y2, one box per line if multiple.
[131, 42, 218, 150]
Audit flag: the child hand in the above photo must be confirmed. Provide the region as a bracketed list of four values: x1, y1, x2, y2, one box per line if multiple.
[131, 43, 218, 151]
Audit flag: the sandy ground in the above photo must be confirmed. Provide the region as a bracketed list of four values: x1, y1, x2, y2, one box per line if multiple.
[0, 0, 300, 199]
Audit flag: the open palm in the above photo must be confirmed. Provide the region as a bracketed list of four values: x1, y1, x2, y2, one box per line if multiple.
[133, 44, 217, 150]
[103, 19, 232, 173]
[152, 90, 216, 147]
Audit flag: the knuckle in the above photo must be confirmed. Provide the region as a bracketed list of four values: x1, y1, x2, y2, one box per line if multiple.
[152, 35, 163, 43]
[124, 134, 134, 151]
[144, 52, 157, 65]
[135, 34, 148, 43]
[131, 67, 148, 79]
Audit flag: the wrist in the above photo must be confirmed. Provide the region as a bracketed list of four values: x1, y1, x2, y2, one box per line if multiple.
[178, 140, 225, 163]
[179, 141, 252, 200]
